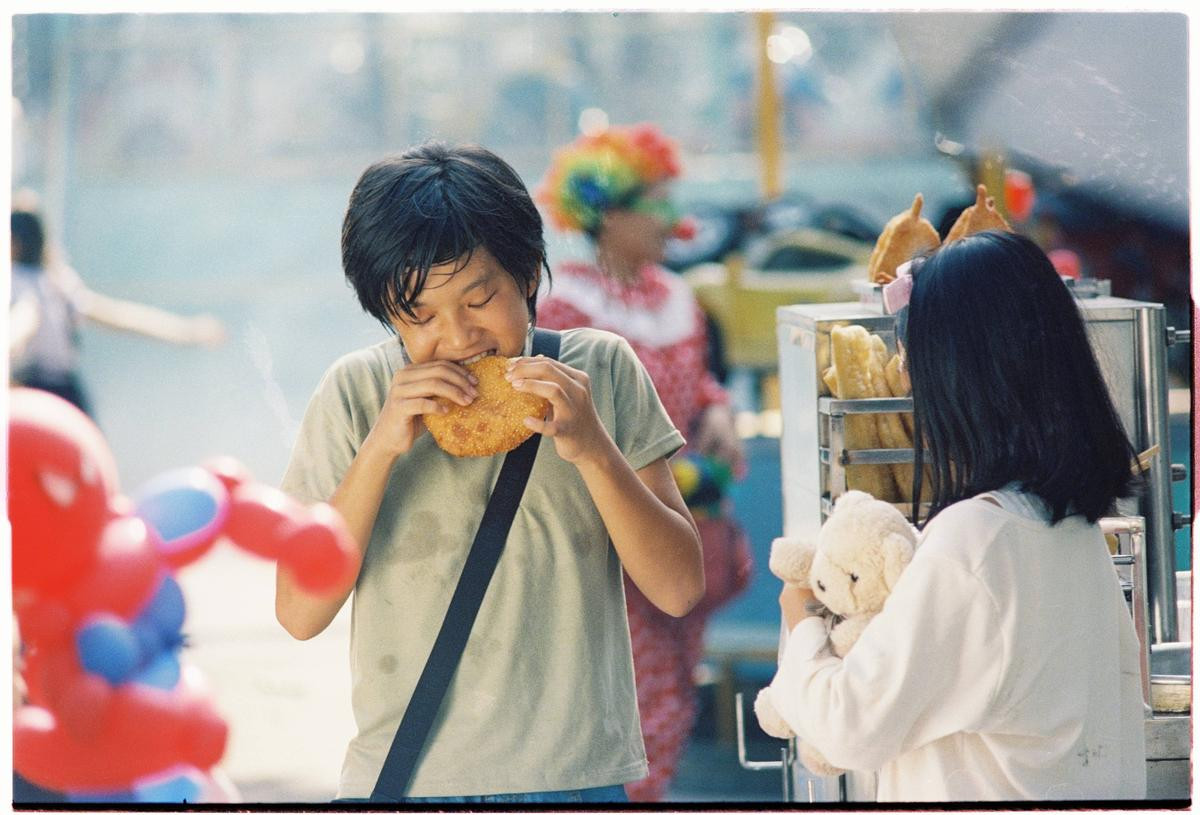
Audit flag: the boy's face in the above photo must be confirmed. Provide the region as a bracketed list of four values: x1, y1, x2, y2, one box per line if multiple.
[389, 246, 535, 364]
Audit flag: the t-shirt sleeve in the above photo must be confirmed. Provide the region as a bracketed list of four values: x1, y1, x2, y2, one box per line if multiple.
[766, 547, 1006, 771]
[607, 334, 685, 471]
[280, 363, 363, 505]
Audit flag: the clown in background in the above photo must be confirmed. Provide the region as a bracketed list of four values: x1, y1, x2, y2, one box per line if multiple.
[537, 124, 752, 802]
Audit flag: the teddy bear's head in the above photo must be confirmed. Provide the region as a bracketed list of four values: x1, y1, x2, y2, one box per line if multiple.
[809, 490, 917, 618]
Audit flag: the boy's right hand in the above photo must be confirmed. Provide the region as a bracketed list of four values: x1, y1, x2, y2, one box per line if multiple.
[365, 360, 478, 457]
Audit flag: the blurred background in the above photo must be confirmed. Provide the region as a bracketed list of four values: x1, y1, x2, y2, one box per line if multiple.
[10, 10, 1192, 803]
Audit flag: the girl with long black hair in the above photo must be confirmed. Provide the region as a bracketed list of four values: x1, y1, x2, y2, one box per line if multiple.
[763, 230, 1146, 801]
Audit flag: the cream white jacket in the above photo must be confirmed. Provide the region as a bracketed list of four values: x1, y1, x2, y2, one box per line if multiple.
[768, 494, 1147, 801]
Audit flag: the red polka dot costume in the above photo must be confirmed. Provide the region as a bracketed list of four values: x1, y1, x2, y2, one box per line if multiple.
[540, 259, 734, 802]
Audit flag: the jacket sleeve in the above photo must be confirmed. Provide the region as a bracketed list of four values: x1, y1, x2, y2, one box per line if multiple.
[767, 549, 1007, 771]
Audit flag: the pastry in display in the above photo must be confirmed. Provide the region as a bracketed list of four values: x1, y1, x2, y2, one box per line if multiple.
[866, 194, 941, 284]
[945, 183, 1013, 243]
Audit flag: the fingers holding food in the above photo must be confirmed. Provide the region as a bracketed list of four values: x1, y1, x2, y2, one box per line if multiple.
[506, 356, 608, 464]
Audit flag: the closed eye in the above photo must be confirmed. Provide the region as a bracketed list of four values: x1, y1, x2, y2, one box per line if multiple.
[468, 292, 496, 309]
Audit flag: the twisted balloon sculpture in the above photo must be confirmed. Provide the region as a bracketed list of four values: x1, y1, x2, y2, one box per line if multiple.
[10, 387, 359, 801]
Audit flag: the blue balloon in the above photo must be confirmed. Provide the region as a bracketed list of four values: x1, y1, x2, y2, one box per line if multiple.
[68, 788, 138, 803]
[139, 575, 186, 639]
[130, 616, 164, 660]
[132, 467, 228, 556]
[134, 773, 202, 803]
[133, 650, 181, 690]
[77, 617, 139, 685]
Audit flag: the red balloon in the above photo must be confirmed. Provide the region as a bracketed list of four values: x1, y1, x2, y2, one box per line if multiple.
[202, 456, 253, 495]
[279, 503, 358, 594]
[14, 683, 228, 791]
[56, 671, 115, 743]
[21, 644, 112, 739]
[16, 598, 73, 648]
[68, 517, 164, 621]
[9, 389, 121, 597]
[1004, 169, 1036, 223]
[1048, 248, 1082, 280]
[222, 483, 305, 560]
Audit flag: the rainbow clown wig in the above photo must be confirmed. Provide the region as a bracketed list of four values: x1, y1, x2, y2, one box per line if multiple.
[538, 123, 683, 236]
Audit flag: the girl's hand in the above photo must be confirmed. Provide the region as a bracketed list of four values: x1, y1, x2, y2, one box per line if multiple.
[366, 360, 479, 458]
[691, 403, 744, 472]
[780, 584, 820, 631]
[506, 355, 607, 464]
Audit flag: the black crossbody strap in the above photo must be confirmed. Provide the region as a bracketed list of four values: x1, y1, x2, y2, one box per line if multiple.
[370, 328, 561, 803]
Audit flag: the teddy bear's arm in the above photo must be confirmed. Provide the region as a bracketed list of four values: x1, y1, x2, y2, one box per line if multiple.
[829, 615, 873, 658]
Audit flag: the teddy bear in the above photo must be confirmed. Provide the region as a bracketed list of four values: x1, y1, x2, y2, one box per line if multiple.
[753, 490, 919, 776]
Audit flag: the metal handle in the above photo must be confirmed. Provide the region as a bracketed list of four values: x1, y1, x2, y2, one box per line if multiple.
[1171, 463, 1187, 483]
[734, 692, 784, 771]
[734, 692, 793, 801]
[1104, 516, 1151, 707]
[1173, 513, 1191, 530]
[1166, 327, 1191, 347]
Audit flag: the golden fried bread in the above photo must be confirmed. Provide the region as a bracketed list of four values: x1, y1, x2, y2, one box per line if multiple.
[829, 326, 898, 501]
[945, 184, 1012, 243]
[884, 353, 914, 437]
[862, 342, 913, 503]
[867, 194, 941, 284]
[424, 355, 549, 457]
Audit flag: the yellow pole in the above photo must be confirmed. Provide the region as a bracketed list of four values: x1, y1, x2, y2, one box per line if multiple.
[978, 147, 1009, 219]
[755, 11, 783, 201]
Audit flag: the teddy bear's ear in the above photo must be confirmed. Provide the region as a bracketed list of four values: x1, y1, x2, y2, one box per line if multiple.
[769, 536, 817, 586]
[881, 532, 915, 591]
[833, 490, 874, 514]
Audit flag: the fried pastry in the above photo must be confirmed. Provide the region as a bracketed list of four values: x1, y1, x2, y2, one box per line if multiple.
[867, 194, 941, 284]
[884, 353, 913, 437]
[424, 355, 549, 458]
[829, 326, 898, 501]
[945, 184, 1013, 243]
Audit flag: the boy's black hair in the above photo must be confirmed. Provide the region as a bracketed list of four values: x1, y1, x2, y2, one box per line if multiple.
[900, 230, 1138, 526]
[341, 142, 550, 329]
[11, 210, 45, 267]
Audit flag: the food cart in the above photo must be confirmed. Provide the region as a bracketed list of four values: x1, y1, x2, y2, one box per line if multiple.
[734, 281, 1191, 801]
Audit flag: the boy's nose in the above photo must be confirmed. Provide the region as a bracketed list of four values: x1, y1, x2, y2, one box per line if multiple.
[442, 313, 477, 352]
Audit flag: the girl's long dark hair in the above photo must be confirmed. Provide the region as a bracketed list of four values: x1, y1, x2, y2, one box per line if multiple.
[900, 230, 1138, 525]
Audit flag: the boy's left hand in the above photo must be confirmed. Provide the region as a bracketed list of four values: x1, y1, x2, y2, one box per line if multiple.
[507, 356, 607, 464]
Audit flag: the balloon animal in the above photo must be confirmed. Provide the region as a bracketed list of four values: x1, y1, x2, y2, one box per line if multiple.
[9, 387, 359, 801]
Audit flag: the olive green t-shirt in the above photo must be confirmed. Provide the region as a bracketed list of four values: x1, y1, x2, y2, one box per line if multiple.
[281, 327, 685, 797]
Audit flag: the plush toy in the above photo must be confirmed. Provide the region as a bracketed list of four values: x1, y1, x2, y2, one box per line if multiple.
[754, 490, 918, 776]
